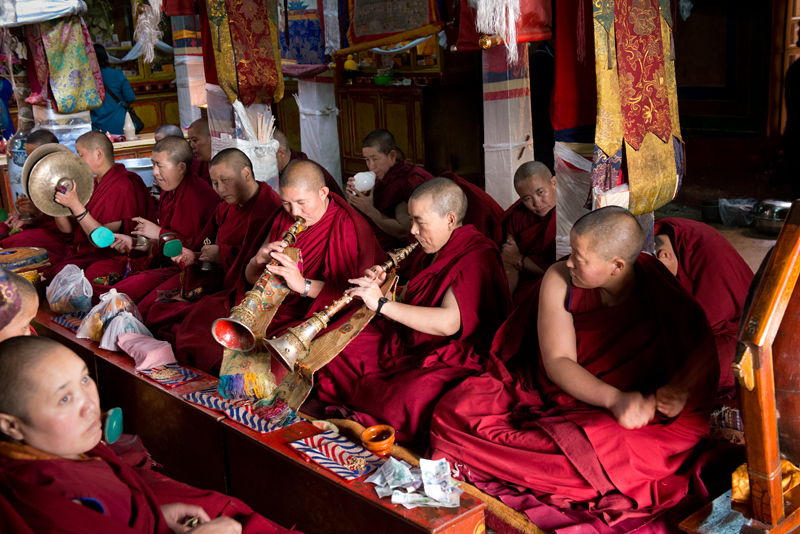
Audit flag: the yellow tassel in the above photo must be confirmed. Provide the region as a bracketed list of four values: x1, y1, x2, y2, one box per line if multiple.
[242, 372, 277, 400]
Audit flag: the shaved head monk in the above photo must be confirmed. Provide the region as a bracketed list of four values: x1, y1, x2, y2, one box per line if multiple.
[139, 148, 282, 339]
[87, 136, 219, 302]
[0, 336, 301, 533]
[500, 161, 557, 304]
[655, 217, 753, 396]
[430, 206, 719, 532]
[346, 129, 433, 251]
[437, 172, 504, 242]
[0, 131, 74, 264]
[42, 131, 155, 283]
[154, 123, 183, 142]
[187, 118, 212, 186]
[172, 158, 384, 374]
[314, 177, 512, 446]
[273, 129, 344, 197]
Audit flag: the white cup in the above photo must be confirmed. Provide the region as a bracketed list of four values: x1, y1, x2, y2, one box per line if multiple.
[353, 171, 376, 193]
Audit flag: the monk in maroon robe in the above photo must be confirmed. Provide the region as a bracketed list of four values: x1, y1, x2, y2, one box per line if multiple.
[314, 178, 512, 446]
[438, 171, 504, 242]
[346, 129, 433, 251]
[500, 162, 557, 305]
[92, 136, 219, 303]
[0, 131, 72, 264]
[42, 131, 155, 283]
[430, 207, 719, 532]
[655, 217, 753, 396]
[187, 118, 212, 186]
[173, 159, 384, 375]
[274, 128, 345, 198]
[140, 148, 282, 338]
[0, 336, 300, 534]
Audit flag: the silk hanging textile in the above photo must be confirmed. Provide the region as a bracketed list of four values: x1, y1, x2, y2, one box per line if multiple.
[205, 0, 239, 104]
[279, 0, 325, 65]
[591, 0, 684, 215]
[39, 16, 103, 114]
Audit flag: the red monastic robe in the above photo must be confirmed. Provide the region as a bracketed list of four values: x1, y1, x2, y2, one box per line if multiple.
[140, 182, 282, 336]
[42, 164, 155, 282]
[429, 254, 719, 532]
[654, 217, 753, 396]
[501, 201, 557, 304]
[191, 156, 211, 186]
[90, 170, 220, 303]
[370, 160, 433, 250]
[289, 149, 344, 198]
[439, 172, 504, 242]
[314, 225, 512, 445]
[0, 441, 299, 534]
[174, 193, 384, 374]
[0, 216, 72, 265]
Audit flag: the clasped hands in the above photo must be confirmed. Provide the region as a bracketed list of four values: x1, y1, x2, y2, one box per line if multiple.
[610, 385, 688, 430]
[344, 265, 388, 311]
[7, 195, 42, 227]
[160, 502, 241, 534]
[501, 236, 523, 268]
[171, 244, 221, 267]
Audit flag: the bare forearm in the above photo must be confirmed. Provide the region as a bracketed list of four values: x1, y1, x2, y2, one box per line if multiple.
[522, 257, 546, 276]
[545, 357, 622, 409]
[55, 216, 75, 234]
[379, 300, 460, 337]
[366, 209, 411, 240]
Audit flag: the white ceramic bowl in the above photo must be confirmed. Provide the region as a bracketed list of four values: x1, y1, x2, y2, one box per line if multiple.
[353, 171, 376, 192]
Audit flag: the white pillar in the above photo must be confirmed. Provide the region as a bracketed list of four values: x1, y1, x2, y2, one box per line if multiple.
[295, 73, 342, 189]
[171, 15, 206, 129]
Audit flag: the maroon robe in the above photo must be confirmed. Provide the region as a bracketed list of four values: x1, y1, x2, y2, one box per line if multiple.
[655, 217, 753, 396]
[429, 254, 719, 532]
[42, 164, 156, 282]
[90, 170, 220, 303]
[174, 192, 385, 375]
[439, 172, 504, 242]
[0, 440, 299, 533]
[0, 216, 72, 265]
[314, 224, 512, 445]
[289, 149, 344, 198]
[191, 156, 211, 186]
[501, 202, 557, 304]
[370, 160, 433, 250]
[140, 182, 282, 336]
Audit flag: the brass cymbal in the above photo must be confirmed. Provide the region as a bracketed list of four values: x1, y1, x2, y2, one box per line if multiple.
[26, 145, 94, 217]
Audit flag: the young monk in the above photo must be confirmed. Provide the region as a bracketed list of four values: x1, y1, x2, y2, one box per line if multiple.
[173, 159, 384, 374]
[346, 129, 433, 251]
[314, 178, 512, 446]
[139, 148, 282, 338]
[0, 267, 38, 342]
[655, 217, 753, 396]
[274, 129, 344, 198]
[187, 118, 212, 186]
[430, 207, 719, 532]
[0, 336, 301, 533]
[94, 136, 219, 303]
[499, 161, 558, 304]
[42, 131, 155, 283]
[0, 131, 75, 264]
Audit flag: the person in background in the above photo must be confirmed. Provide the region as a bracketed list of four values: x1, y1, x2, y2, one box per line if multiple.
[0, 78, 14, 139]
[90, 45, 136, 136]
[154, 124, 184, 142]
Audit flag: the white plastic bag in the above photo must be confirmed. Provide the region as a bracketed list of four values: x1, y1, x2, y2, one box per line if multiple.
[100, 312, 153, 351]
[46, 264, 92, 314]
[77, 289, 142, 342]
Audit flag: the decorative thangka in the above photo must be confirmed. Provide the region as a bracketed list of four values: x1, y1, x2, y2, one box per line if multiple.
[591, 0, 684, 215]
[346, 0, 440, 45]
[280, 0, 325, 65]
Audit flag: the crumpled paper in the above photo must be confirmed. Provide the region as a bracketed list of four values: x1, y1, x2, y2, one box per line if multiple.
[366, 457, 464, 509]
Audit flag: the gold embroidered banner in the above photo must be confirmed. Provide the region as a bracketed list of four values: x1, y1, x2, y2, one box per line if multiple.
[205, 0, 238, 104]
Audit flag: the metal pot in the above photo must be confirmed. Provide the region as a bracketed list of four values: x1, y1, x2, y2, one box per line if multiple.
[754, 199, 792, 235]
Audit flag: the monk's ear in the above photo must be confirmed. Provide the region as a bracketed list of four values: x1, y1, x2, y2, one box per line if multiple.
[446, 211, 458, 228]
[0, 413, 24, 442]
[550, 176, 556, 188]
[241, 166, 253, 182]
[388, 150, 397, 163]
[611, 257, 626, 275]
[319, 186, 329, 199]
[177, 161, 187, 176]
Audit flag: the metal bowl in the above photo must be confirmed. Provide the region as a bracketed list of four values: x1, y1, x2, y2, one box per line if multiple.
[754, 199, 792, 235]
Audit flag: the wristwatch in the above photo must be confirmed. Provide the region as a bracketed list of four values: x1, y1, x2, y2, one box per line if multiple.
[302, 278, 312, 297]
[375, 297, 389, 317]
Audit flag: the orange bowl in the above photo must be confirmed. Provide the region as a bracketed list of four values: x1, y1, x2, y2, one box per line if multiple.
[360, 424, 395, 458]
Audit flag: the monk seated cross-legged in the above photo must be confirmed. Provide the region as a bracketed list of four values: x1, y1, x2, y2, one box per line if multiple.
[172, 159, 384, 375]
[499, 161, 557, 305]
[273, 129, 344, 198]
[42, 131, 156, 283]
[430, 206, 720, 532]
[139, 148, 282, 339]
[0, 336, 302, 534]
[313, 177, 512, 447]
[0, 130, 74, 265]
[654, 217, 753, 397]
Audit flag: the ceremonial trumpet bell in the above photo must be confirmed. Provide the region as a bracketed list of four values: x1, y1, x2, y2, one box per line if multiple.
[265, 241, 420, 372]
[211, 217, 306, 352]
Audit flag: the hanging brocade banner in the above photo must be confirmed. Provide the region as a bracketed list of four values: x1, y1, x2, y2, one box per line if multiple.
[39, 16, 103, 114]
[205, 0, 239, 104]
[224, 0, 284, 106]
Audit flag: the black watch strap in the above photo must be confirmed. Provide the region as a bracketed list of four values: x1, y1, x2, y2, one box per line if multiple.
[375, 297, 389, 317]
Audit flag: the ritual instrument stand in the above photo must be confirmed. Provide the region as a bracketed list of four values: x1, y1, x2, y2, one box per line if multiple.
[681, 201, 800, 533]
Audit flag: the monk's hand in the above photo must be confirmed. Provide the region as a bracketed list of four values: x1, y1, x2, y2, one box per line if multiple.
[348, 187, 376, 217]
[110, 233, 133, 253]
[131, 217, 162, 240]
[266, 250, 305, 293]
[54, 180, 84, 214]
[610, 391, 656, 429]
[16, 194, 42, 217]
[655, 385, 689, 418]
[365, 264, 388, 285]
[5, 213, 23, 228]
[173, 247, 197, 266]
[159, 502, 211, 533]
[199, 244, 221, 265]
[501, 237, 523, 267]
[345, 275, 383, 310]
[250, 240, 286, 266]
[186, 517, 242, 534]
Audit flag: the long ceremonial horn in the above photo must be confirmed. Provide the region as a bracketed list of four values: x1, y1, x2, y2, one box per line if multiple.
[265, 241, 419, 372]
[211, 217, 305, 352]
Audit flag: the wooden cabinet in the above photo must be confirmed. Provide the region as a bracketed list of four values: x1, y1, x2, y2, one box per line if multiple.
[129, 91, 180, 133]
